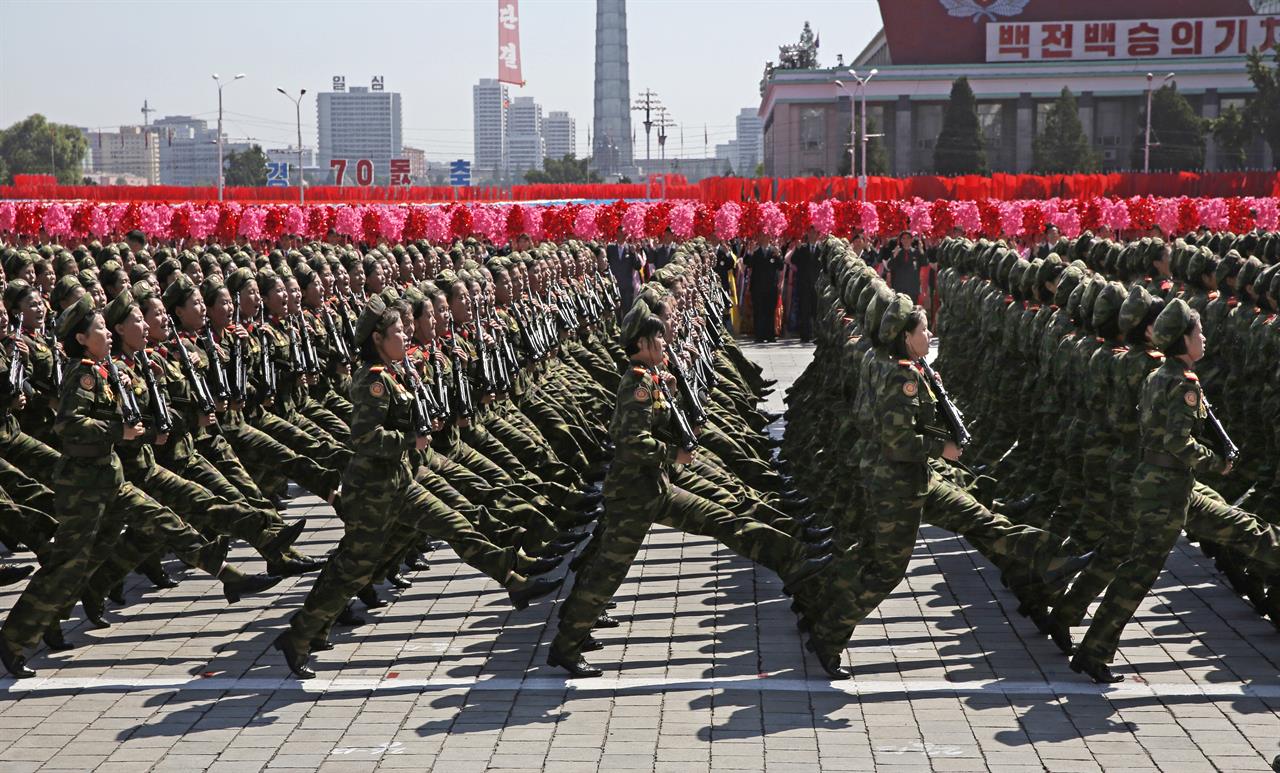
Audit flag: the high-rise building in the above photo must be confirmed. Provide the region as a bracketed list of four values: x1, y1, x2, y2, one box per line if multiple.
[473, 78, 509, 181]
[81, 126, 160, 184]
[734, 107, 764, 175]
[544, 111, 576, 161]
[151, 115, 249, 186]
[402, 146, 427, 183]
[317, 77, 403, 184]
[592, 0, 633, 177]
[507, 96, 545, 175]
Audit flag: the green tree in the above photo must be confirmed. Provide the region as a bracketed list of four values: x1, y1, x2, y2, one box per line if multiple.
[1131, 83, 1205, 171]
[0, 114, 88, 184]
[837, 116, 889, 176]
[1245, 46, 1280, 168]
[1211, 104, 1253, 171]
[933, 77, 987, 175]
[223, 144, 269, 186]
[1033, 87, 1099, 174]
[524, 154, 602, 184]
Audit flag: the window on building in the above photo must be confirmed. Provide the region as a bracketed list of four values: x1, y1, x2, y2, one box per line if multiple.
[1093, 99, 1126, 166]
[978, 103, 1004, 150]
[800, 108, 825, 153]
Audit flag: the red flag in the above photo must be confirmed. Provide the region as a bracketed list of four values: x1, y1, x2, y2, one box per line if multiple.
[497, 1, 524, 86]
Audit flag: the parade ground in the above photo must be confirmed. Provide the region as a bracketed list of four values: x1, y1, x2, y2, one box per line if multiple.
[1, 341, 1277, 773]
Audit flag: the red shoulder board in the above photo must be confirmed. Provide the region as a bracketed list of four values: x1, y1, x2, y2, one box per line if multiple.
[630, 366, 647, 377]
[96, 365, 109, 378]
[1267, 314, 1277, 323]
[80, 358, 95, 365]
[1208, 291, 1219, 301]
[896, 359, 913, 367]
[1184, 371, 1199, 382]
[370, 365, 385, 373]
[1004, 295, 1014, 304]
[1111, 346, 1127, 354]
[1147, 350, 1165, 359]
[1029, 304, 1041, 311]
[1160, 280, 1173, 291]
[1227, 298, 1238, 307]
[1095, 337, 1105, 343]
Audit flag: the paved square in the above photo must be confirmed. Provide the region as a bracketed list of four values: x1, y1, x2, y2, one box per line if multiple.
[1, 341, 1277, 772]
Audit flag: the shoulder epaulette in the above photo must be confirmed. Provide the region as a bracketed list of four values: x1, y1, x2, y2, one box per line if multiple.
[896, 359, 913, 367]
[1208, 291, 1219, 301]
[370, 365, 385, 373]
[81, 358, 94, 365]
[630, 366, 647, 377]
[1160, 280, 1173, 291]
[1184, 370, 1199, 381]
[1147, 350, 1164, 359]
[1111, 346, 1127, 354]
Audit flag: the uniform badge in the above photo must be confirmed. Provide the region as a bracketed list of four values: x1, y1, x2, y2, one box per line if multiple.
[634, 387, 651, 403]
[1184, 390, 1198, 407]
[370, 381, 386, 398]
[903, 381, 918, 397]
[79, 373, 95, 391]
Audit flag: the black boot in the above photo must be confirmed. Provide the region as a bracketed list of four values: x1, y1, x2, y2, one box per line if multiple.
[335, 602, 366, 627]
[523, 554, 565, 577]
[1043, 551, 1095, 594]
[221, 571, 282, 604]
[805, 639, 850, 680]
[310, 638, 334, 652]
[266, 557, 325, 578]
[140, 559, 180, 589]
[0, 563, 33, 587]
[263, 518, 307, 556]
[42, 625, 74, 651]
[593, 613, 621, 629]
[81, 593, 110, 628]
[581, 634, 605, 652]
[509, 577, 564, 611]
[356, 585, 387, 609]
[0, 645, 35, 679]
[803, 526, 834, 542]
[805, 539, 834, 558]
[387, 571, 413, 590]
[107, 582, 127, 605]
[1069, 653, 1123, 684]
[272, 633, 316, 680]
[546, 647, 602, 678]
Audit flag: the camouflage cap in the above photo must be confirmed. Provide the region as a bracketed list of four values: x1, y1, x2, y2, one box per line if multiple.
[353, 294, 400, 346]
[1151, 297, 1194, 351]
[49, 275, 83, 311]
[1214, 249, 1243, 289]
[1091, 281, 1126, 332]
[161, 273, 198, 314]
[1258, 263, 1280, 301]
[2, 279, 36, 313]
[877, 292, 917, 346]
[104, 287, 136, 329]
[225, 267, 256, 295]
[619, 301, 658, 347]
[131, 280, 157, 306]
[200, 275, 227, 306]
[1118, 285, 1155, 334]
[1237, 256, 1264, 291]
[56, 293, 98, 340]
[1053, 264, 1085, 308]
[863, 283, 895, 344]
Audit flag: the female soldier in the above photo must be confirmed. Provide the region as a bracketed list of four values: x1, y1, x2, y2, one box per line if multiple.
[273, 295, 562, 680]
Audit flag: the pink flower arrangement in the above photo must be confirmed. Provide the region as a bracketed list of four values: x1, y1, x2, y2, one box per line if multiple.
[668, 202, 697, 240]
[713, 202, 741, 240]
[809, 200, 836, 237]
[333, 205, 364, 238]
[621, 202, 649, 240]
[42, 203, 71, 237]
[758, 202, 786, 238]
[858, 201, 879, 236]
[573, 205, 600, 241]
[950, 201, 981, 236]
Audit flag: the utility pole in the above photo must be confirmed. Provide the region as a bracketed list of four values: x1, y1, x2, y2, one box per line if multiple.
[277, 87, 307, 204]
[213, 73, 246, 201]
[1144, 72, 1175, 174]
[655, 107, 675, 164]
[632, 88, 661, 172]
[140, 99, 155, 127]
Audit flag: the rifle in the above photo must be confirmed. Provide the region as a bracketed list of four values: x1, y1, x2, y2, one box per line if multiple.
[199, 326, 231, 404]
[470, 300, 497, 395]
[323, 305, 353, 365]
[105, 355, 143, 426]
[1203, 397, 1240, 462]
[447, 324, 475, 419]
[169, 328, 218, 416]
[667, 354, 708, 427]
[255, 309, 278, 405]
[654, 369, 699, 454]
[400, 359, 433, 438]
[427, 345, 451, 420]
[43, 320, 64, 390]
[284, 316, 308, 376]
[226, 291, 248, 402]
[917, 357, 971, 448]
[296, 313, 321, 376]
[5, 323, 27, 398]
[135, 348, 173, 434]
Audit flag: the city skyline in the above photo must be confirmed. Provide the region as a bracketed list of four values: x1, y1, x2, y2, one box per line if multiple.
[0, 0, 881, 164]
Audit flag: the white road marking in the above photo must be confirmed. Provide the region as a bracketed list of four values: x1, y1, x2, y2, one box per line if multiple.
[3, 674, 1278, 699]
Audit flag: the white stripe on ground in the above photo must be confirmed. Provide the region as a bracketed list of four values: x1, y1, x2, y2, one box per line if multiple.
[3, 674, 1278, 698]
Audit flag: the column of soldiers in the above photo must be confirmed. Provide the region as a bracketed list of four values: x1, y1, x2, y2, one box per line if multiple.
[0, 232, 828, 681]
[786, 230, 1279, 684]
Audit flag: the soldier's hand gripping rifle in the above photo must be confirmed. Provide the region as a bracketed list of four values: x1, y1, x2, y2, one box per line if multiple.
[400, 358, 433, 438]
[135, 348, 173, 434]
[170, 328, 218, 416]
[666, 354, 708, 428]
[226, 290, 248, 402]
[5, 323, 28, 399]
[106, 355, 144, 427]
[1203, 397, 1240, 462]
[447, 323, 475, 419]
[255, 308, 278, 405]
[655, 370, 699, 454]
[200, 326, 231, 404]
[917, 357, 971, 448]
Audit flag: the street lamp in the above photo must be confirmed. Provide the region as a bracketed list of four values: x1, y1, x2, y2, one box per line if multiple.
[1143, 71, 1175, 174]
[213, 72, 246, 201]
[834, 79, 858, 180]
[838, 69, 881, 200]
[277, 87, 307, 204]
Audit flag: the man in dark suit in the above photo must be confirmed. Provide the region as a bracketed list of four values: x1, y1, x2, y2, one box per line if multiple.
[746, 238, 783, 343]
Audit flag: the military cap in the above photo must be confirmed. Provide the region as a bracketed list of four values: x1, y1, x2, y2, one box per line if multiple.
[1007, 259, 1029, 298]
[878, 292, 917, 346]
[353, 294, 400, 346]
[1151, 297, 1195, 351]
[1118, 285, 1154, 334]
[49, 275, 83, 311]
[1237, 256, 1264, 291]
[131, 280, 157, 305]
[436, 268, 460, 287]
[127, 263, 153, 286]
[3, 251, 34, 278]
[863, 283, 896, 344]
[1092, 281, 1126, 331]
[3, 279, 37, 313]
[1054, 265, 1085, 309]
[619, 301, 658, 347]
[1214, 250, 1243, 289]
[200, 275, 227, 306]
[56, 294, 97, 340]
[1258, 263, 1280, 301]
[104, 288, 137, 329]
[162, 274, 198, 313]
[224, 267, 256, 295]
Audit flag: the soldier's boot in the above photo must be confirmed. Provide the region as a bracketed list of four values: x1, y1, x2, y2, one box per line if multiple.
[804, 637, 851, 680]
[41, 624, 74, 652]
[218, 566, 282, 604]
[0, 642, 35, 679]
[546, 646, 602, 678]
[508, 576, 564, 611]
[1264, 577, 1280, 633]
[139, 555, 180, 589]
[0, 563, 33, 587]
[272, 632, 316, 680]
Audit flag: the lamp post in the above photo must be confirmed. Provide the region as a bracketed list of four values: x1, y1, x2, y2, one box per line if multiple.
[834, 79, 857, 180]
[1143, 71, 1175, 174]
[213, 73, 245, 201]
[277, 87, 307, 204]
[838, 69, 880, 200]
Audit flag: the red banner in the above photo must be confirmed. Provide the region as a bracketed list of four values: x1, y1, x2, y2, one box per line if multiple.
[497, 0, 524, 86]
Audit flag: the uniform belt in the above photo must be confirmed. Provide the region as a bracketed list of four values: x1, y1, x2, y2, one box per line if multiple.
[62, 442, 111, 458]
[1141, 449, 1186, 470]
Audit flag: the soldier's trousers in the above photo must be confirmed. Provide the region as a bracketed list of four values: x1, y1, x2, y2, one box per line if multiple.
[0, 483, 56, 561]
[285, 460, 518, 654]
[1077, 467, 1280, 664]
[129, 461, 281, 554]
[222, 418, 343, 499]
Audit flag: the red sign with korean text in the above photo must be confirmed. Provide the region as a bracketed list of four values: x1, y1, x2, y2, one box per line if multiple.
[498, 0, 524, 86]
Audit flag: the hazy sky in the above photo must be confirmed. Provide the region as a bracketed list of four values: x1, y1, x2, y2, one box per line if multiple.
[0, 0, 883, 162]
